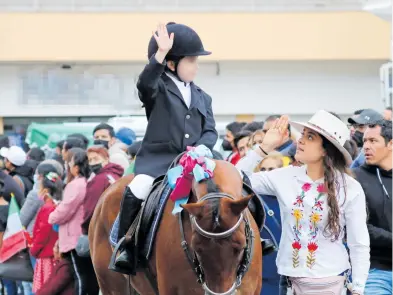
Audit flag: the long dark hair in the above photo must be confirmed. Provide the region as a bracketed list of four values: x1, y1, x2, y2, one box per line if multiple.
[66, 148, 89, 183]
[71, 149, 90, 179]
[321, 137, 349, 241]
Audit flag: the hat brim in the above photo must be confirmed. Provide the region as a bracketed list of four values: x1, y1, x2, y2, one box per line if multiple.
[290, 121, 352, 166]
[184, 50, 212, 56]
[347, 117, 366, 125]
[0, 147, 9, 159]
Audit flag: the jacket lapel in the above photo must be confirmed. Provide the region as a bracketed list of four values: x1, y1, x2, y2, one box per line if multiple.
[190, 83, 205, 115]
[162, 74, 187, 107]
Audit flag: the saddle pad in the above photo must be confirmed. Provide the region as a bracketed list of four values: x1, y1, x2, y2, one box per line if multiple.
[109, 184, 172, 260]
[109, 215, 120, 247]
[142, 184, 171, 259]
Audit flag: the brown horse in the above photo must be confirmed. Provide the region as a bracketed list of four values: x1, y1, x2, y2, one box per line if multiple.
[89, 160, 262, 295]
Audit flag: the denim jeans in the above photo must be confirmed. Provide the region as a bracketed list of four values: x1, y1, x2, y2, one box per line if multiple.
[2, 279, 18, 295]
[365, 268, 392, 295]
[279, 275, 289, 295]
[21, 281, 33, 295]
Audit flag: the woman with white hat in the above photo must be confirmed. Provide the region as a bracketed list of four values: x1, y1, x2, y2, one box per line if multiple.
[237, 110, 370, 295]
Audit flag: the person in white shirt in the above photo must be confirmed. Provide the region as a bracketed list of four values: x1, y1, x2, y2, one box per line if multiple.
[237, 110, 370, 295]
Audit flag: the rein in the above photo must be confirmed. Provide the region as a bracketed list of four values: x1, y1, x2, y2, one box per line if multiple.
[179, 192, 255, 295]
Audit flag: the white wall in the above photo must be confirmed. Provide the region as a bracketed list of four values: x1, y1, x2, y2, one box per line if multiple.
[0, 60, 386, 121]
[196, 60, 385, 117]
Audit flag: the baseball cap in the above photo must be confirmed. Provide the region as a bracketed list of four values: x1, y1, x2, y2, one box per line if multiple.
[115, 128, 136, 146]
[347, 109, 383, 125]
[0, 146, 27, 166]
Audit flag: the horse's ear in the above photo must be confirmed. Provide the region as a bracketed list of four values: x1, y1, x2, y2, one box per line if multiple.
[228, 194, 252, 217]
[181, 202, 205, 219]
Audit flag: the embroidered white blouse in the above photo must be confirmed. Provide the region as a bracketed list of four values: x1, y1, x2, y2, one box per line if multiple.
[237, 150, 370, 294]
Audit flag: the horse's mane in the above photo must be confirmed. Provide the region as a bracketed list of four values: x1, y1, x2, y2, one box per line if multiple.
[203, 178, 221, 231]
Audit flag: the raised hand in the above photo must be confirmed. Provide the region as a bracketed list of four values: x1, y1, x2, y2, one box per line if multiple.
[260, 115, 289, 153]
[153, 23, 174, 54]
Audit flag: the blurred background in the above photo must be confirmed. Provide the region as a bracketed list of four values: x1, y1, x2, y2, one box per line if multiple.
[0, 0, 391, 147]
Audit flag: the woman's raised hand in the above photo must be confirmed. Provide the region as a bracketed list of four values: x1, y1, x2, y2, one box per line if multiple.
[260, 115, 289, 153]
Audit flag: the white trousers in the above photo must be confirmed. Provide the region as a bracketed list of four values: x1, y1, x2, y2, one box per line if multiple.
[127, 174, 155, 200]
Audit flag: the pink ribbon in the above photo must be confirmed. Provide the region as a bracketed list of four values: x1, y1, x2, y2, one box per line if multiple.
[169, 152, 195, 201]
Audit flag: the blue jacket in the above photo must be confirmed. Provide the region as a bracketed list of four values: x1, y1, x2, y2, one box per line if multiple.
[350, 151, 365, 169]
[260, 194, 282, 295]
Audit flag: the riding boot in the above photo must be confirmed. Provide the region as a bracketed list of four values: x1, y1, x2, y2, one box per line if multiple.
[112, 186, 143, 275]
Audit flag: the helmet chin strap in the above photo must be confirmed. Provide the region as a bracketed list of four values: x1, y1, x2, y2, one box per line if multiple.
[166, 56, 187, 86]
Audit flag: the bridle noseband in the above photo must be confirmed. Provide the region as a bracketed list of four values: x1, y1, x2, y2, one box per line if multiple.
[179, 192, 255, 295]
[190, 193, 244, 240]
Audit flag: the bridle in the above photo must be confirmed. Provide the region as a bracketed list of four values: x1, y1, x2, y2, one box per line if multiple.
[179, 192, 255, 295]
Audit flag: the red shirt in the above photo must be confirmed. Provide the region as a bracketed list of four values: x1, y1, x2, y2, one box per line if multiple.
[228, 152, 241, 166]
[30, 201, 58, 258]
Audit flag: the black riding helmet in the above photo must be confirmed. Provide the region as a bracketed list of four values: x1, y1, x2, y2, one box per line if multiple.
[147, 22, 211, 82]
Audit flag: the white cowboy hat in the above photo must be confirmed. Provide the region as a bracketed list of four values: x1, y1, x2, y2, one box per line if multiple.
[290, 110, 352, 165]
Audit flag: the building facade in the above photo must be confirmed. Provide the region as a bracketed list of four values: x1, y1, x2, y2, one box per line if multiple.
[0, 5, 390, 132]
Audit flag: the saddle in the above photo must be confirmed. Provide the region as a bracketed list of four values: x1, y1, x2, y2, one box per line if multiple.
[127, 173, 266, 255]
[119, 167, 267, 269]
[135, 176, 169, 256]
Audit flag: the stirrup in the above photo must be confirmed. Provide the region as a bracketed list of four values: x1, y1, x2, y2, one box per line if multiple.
[109, 237, 137, 275]
[109, 236, 126, 272]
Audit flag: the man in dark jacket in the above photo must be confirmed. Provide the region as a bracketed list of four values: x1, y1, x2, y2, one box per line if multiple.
[349, 109, 384, 168]
[1, 146, 34, 197]
[0, 169, 25, 231]
[353, 119, 392, 295]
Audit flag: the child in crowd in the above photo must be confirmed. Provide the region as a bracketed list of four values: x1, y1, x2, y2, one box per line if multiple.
[29, 172, 62, 293]
[35, 241, 75, 295]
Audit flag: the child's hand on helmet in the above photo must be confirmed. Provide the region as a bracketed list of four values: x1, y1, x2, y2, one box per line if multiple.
[153, 23, 174, 54]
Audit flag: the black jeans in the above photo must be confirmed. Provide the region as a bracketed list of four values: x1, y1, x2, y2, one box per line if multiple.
[64, 250, 99, 295]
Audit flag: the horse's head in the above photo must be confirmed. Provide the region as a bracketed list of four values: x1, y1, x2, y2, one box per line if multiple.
[182, 160, 254, 294]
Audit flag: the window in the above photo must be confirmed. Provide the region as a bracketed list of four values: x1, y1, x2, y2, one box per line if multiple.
[19, 65, 140, 106]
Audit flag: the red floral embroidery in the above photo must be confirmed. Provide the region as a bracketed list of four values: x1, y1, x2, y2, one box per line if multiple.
[302, 183, 312, 192]
[317, 184, 326, 193]
[306, 242, 318, 268]
[314, 201, 323, 211]
[292, 241, 302, 250]
[306, 184, 327, 269]
[293, 196, 303, 207]
[292, 241, 301, 268]
[307, 242, 318, 252]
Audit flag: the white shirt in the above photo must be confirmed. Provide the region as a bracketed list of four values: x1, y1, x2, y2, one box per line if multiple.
[166, 72, 191, 108]
[237, 150, 370, 294]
